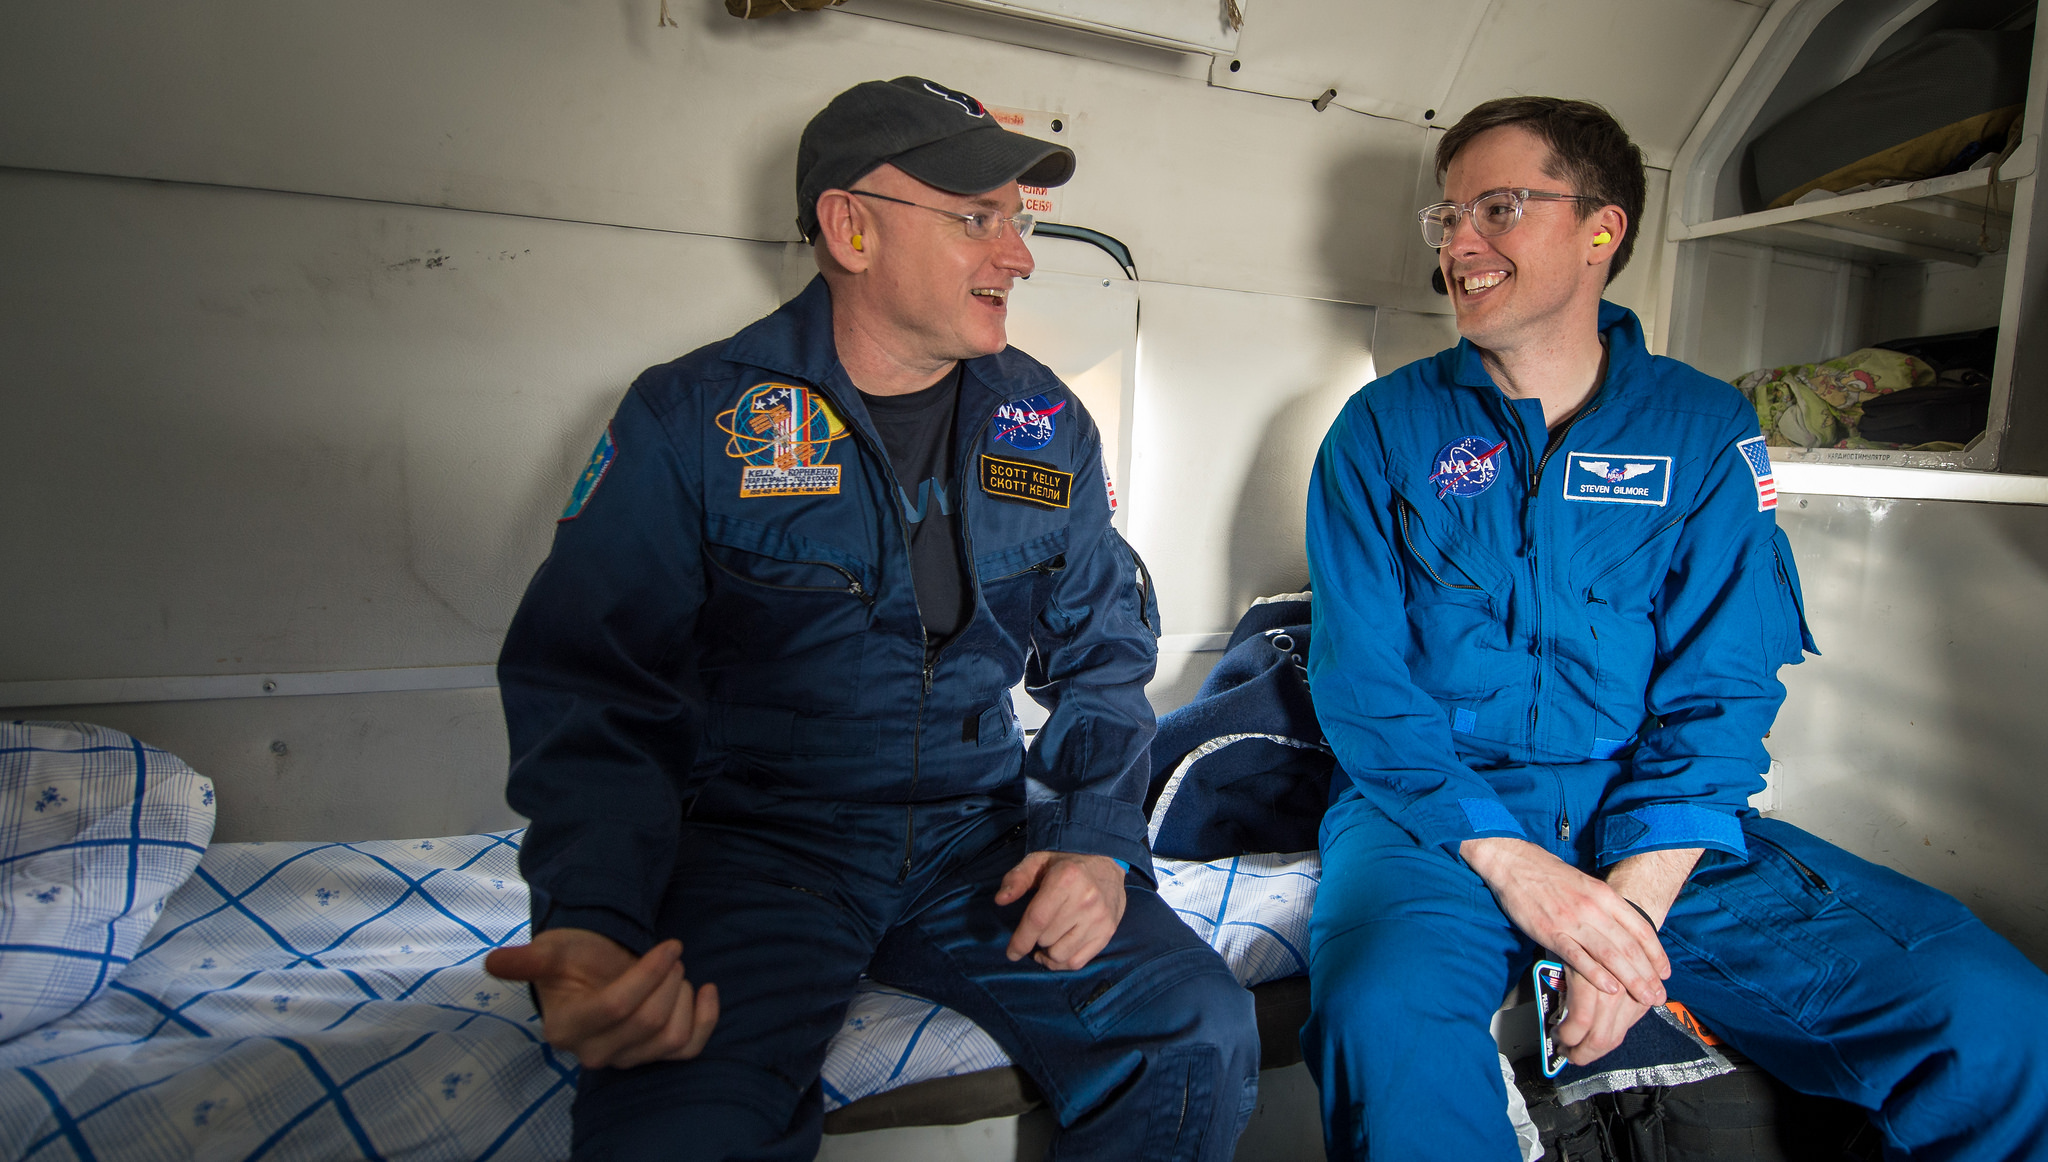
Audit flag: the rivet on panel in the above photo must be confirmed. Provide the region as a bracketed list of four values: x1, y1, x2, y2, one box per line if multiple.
[270, 740, 288, 756]
[262, 680, 277, 693]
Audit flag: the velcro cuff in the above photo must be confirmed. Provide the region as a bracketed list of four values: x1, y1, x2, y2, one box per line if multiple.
[1458, 797, 1529, 839]
[1598, 803, 1747, 864]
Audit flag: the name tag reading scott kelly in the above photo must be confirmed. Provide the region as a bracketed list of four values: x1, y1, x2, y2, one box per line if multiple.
[1562, 452, 1672, 506]
[980, 453, 1073, 509]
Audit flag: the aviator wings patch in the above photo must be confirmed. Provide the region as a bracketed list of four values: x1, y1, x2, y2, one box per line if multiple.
[1562, 452, 1671, 506]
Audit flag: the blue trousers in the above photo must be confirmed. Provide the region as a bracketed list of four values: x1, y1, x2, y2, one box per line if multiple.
[1303, 794, 2048, 1161]
[570, 776, 1260, 1161]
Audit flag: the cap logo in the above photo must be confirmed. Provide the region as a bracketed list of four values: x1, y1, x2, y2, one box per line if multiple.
[922, 81, 987, 120]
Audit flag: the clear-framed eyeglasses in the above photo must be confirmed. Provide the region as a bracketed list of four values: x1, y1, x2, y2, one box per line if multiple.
[850, 189, 1036, 241]
[1418, 188, 1602, 249]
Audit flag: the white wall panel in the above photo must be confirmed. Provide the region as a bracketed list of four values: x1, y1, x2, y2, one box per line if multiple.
[1, 168, 789, 684]
[1759, 253, 1853, 368]
[1607, 165, 1674, 349]
[1438, 0, 1765, 169]
[0, 0, 1439, 312]
[1211, 0, 1494, 122]
[1870, 250, 2011, 341]
[1210, 0, 1762, 166]
[1127, 283, 1373, 643]
[21, 689, 519, 844]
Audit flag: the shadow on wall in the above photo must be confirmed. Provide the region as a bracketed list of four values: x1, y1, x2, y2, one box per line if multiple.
[1222, 389, 1336, 608]
[1211, 143, 1434, 618]
[1317, 146, 1409, 304]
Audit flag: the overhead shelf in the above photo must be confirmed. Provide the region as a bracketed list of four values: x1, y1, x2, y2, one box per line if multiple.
[1670, 165, 2018, 266]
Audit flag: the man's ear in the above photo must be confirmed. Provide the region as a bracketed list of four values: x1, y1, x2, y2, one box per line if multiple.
[815, 190, 870, 274]
[1589, 204, 1627, 269]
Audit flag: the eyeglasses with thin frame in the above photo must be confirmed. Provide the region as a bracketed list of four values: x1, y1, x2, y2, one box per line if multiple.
[1418, 188, 1603, 249]
[849, 189, 1036, 241]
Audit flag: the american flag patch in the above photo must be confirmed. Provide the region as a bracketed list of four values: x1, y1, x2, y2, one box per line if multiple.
[1736, 435, 1776, 511]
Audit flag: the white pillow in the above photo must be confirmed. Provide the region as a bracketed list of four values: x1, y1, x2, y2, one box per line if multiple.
[0, 721, 215, 1042]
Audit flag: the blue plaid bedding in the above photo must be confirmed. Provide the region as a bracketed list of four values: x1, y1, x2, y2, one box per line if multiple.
[0, 833, 1318, 1159]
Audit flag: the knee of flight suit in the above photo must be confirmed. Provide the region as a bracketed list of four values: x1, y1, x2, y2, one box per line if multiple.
[1306, 915, 1503, 1050]
[1123, 963, 1257, 1095]
[1094, 958, 1259, 1099]
[1166, 959, 1260, 1074]
[1078, 967, 1260, 1162]
[570, 1056, 819, 1162]
[1875, 923, 2048, 1149]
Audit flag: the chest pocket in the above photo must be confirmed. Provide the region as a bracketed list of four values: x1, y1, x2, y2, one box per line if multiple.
[1393, 495, 1515, 699]
[974, 528, 1069, 650]
[699, 513, 875, 703]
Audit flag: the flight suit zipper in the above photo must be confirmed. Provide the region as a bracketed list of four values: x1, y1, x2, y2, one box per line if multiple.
[859, 384, 1008, 883]
[895, 389, 1004, 881]
[824, 387, 938, 885]
[1503, 398, 1597, 849]
[1523, 401, 1601, 753]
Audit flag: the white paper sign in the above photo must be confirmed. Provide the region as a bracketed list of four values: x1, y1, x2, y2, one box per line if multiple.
[985, 105, 1073, 223]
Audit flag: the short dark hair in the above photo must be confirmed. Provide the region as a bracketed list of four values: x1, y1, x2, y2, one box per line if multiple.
[1435, 97, 1646, 284]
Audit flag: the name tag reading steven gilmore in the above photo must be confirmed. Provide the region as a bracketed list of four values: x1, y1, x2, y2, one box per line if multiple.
[1562, 452, 1672, 506]
[980, 453, 1073, 509]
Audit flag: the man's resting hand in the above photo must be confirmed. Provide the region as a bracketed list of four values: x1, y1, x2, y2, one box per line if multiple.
[996, 851, 1127, 972]
[1461, 837, 1668, 1009]
[1550, 847, 1701, 1065]
[484, 928, 719, 1069]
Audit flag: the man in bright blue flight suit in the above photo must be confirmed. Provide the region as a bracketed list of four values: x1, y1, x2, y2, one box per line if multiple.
[1303, 96, 2048, 1160]
[484, 78, 1257, 1160]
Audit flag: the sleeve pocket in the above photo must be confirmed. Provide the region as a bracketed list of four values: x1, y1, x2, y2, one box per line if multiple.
[1754, 527, 1818, 664]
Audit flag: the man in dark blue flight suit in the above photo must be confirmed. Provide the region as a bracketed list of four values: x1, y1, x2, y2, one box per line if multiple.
[1301, 97, 2048, 1160]
[484, 77, 1258, 1161]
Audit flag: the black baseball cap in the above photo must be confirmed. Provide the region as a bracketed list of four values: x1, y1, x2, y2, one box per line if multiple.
[795, 76, 1075, 241]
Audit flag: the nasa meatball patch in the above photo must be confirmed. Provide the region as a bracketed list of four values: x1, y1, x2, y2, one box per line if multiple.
[1429, 436, 1508, 499]
[1562, 451, 1672, 506]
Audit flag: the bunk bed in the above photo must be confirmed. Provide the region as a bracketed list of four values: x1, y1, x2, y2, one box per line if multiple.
[0, 720, 1322, 1161]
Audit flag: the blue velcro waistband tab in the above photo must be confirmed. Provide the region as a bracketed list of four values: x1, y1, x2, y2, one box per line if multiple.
[1602, 803, 1746, 860]
[1590, 737, 1632, 760]
[1458, 797, 1527, 838]
[1452, 708, 1478, 734]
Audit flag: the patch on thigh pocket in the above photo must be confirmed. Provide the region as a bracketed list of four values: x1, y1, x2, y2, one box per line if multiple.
[1666, 852, 1857, 1027]
[1068, 947, 1222, 1038]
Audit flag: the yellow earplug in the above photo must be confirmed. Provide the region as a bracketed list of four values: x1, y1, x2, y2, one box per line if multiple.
[1593, 230, 1612, 245]
[851, 234, 864, 251]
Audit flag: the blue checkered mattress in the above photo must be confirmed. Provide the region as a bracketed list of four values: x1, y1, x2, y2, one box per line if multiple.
[0, 832, 1317, 1160]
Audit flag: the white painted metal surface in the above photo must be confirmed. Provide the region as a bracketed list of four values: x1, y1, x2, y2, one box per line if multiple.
[1775, 494, 2048, 959]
